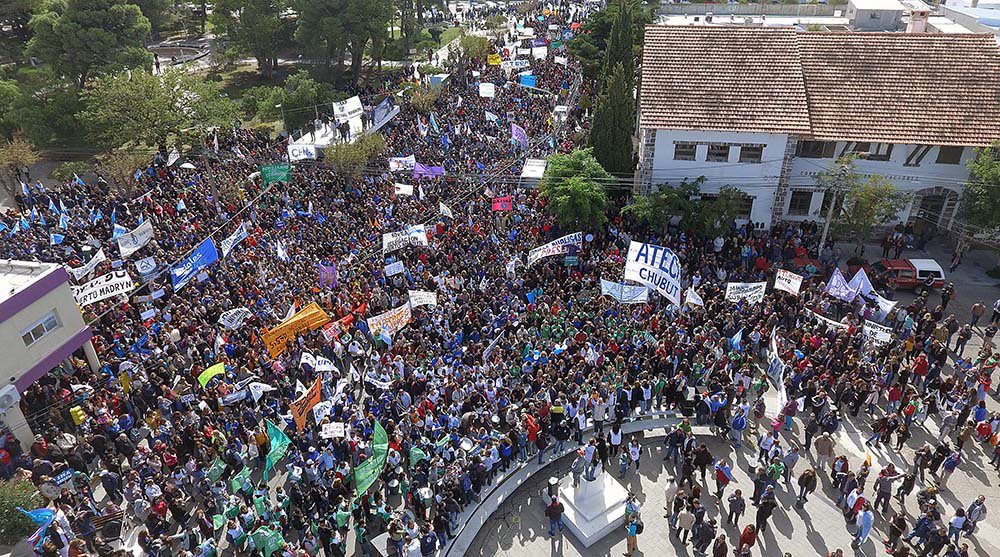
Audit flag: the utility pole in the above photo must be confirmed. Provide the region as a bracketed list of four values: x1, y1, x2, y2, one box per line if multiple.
[818, 154, 865, 253]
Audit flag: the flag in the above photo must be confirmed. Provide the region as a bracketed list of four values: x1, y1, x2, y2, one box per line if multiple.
[731, 328, 744, 352]
[230, 465, 251, 492]
[410, 446, 429, 467]
[307, 200, 314, 216]
[94, 208, 103, 222]
[29, 206, 36, 222]
[417, 115, 428, 137]
[111, 207, 116, 225]
[20, 508, 55, 551]
[430, 113, 440, 134]
[49, 233, 64, 245]
[353, 421, 389, 502]
[492, 196, 513, 211]
[176, 199, 187, 212]
[48, 199, 58, 214]
[112, 223, 127, 239]
[510, 123, 528, 148]
[251, 526, 285, 557]
[264, 419, 292, 480]
[19, 216, 29, 230]
[439, 202, 453, 219]
[276, 241, 289, 262]
[59, 213, 69, 229]
[59, 199, 68, 213]
[73, 174, 85, 186]
[318, 263, 338, 288]
[167, 148, 181, 166]
[198, 362, 226, 388]
[441, 134, 450, 150]
[684, 287, 704, 307]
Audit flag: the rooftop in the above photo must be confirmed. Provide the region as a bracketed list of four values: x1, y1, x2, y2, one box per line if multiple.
[639, 26, 1000, 146]
[849, 0, 907, 11]
[0, 261, 62, 304]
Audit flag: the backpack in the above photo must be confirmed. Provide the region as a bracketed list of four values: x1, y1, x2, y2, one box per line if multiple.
[634, 520, 644, 535]
[732, 415, 748, 432]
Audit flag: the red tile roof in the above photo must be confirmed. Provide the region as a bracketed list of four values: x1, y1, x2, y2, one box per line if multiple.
[639, 26, 1000, 146]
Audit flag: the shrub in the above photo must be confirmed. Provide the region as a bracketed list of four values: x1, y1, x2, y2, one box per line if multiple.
[50, 161, 91, 183]
[0, 480, 44, 546]
[410, 86, 440, 114]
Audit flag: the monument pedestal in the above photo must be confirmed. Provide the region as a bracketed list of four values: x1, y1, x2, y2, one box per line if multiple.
[559, 472, 628, 546]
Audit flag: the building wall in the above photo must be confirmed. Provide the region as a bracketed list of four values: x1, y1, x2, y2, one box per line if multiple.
[847, 3, 904, 30]
[643, 128, 789, 227]
[0, 267, 92, 390]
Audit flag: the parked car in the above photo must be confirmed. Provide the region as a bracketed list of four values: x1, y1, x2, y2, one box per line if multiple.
[870, 258, 945, 291]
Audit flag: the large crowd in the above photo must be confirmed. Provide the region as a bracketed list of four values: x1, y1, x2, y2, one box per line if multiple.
[0, 1, 996, 557]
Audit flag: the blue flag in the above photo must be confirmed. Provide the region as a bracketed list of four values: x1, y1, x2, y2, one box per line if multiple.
[430, 113, 440, 134]
[441, 134, 450, 150]
[29, 206, 37, 222]
[48, 199, 58, 214]
[59, 213, 70, 229]
[111, 207, 116, 225]
[19, 216, 29, 230]
[170, 237, 219, 291]
[112, 223, 127, 239]
[731, 328, 744, 352]
[59, 198, 68, 213]
[176, 199, 187, 212]
[49, 233, 64, 245]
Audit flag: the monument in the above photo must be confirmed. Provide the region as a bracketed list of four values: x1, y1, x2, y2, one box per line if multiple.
[558, 471, 628, 546]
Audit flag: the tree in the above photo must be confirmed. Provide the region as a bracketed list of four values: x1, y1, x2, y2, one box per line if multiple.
[97, 149, 154, 194]
[539, 148, 610, 229]
[324, 133, 385, 175]
[27, 0, 153, 87]
[0, 135, 40, 197]
[566, 0, 652, 81]
[278, 70, 339, 131]
[590, 63, 634, 175]
[133, 0, 176, 38]
[701, 187, 751, 235]
[0, 80, 18, 139]
[8, 67, 86, 146]
[961, 143, 1000, 231]
[293, 0, 349, 81]
[409, 85, 439, 115]
[821, 155, 909, 252]
[212, 0, 291, 78]
[621, 180, 701, 230]
[458, 34, 490, 64]
[484, 15, 508, 42]
[79, 68, 240, 149]
[602, 0, 634, 91]
[343, 0, 393, 85]
[0, 479, 44, 545]
[0, 0, 35, 66]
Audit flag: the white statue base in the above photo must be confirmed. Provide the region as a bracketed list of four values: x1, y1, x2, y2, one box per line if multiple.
[558, 472, 628, 546]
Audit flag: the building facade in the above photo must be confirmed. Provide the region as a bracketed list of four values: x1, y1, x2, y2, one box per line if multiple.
[637, 26, 1000, 230]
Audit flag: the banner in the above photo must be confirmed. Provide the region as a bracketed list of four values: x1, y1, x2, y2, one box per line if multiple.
[117, 220, 154, 258]
[366, 303, 412, 337]
[220, 223, 248, 259]
[600, 279, 649, 304]
[248, 382, 276, 402]
[623, 241, 682, 306]
[382, 225, 428, 253]
[332, 95, 363, 123]
[532, 46, 547, 59]
[388, 155, 416, 172]
[684, 287, 704, 307]
[260, 163, 291, 185]
[353, 421, 388, 502]
[198, 362, 226, 388]
[372, 97, 394, 126]
[264, 419, 291, 479]
[289, 377, 322, 431]
[555, 55, 568, 66]
[725, 282, 767, 305]
[315, 356, 336, 372]
[805, 308, 849, 330]
[439, 202, 454, 219]
[501, 59, 530, 70]
[171, 238, 219, 291]
[492, 196, 513, 211]
[510, 123, 528, 148]
[825, 268, 858, 302]
[321, 422, 346, 438]
[394, 183, 414, 196]
[318, 262, 337, 288]
[219, 307, 253, 330]
[413, 163, 444, 179]
[288, 144, 317, 161]
[72, 270, 135, 307]
[847, 268, 875, 300]
[478, 83, 496, 98]
[527, 232, 581, 266]
[408, 290, 437, 307]
[262, 302, 332, 357]
[774, 269, 803, 296]
[68, 248, 107, 281]
[519, 75, 537, 88]
[862, 320, 892, 346]
[135, 256, 156, 276]
[384, 260, 404, 277]
[487, 53, 502, 65]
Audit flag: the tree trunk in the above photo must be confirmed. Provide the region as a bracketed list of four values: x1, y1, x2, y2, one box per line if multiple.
[350, 43, 364, 86]
[417, 0, 424, 25]
[333, 45, 346, 87]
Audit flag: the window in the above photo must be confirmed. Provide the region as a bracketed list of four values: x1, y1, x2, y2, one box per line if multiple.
[865, 143, 893, 161]
[936, 146, 964, 165]
[787, 190, 813, 216]
[706, 144, 730, 162]
[796, 141, 836, 159]
[869, 11, 881, 18]
[21, 312, 60, 347]
[673, 143, 696, 161]
[739, 145, 763, 164]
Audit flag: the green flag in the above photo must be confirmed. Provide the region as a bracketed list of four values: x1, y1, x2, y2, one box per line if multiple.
[260, 163, 291, 185]
[409, 446, 428, 467]
[436, 435, 451, 449]
[253, 495, 268, 517]
[198, 363, 226, 388]
[207, 457, 227, 482]
[230, 465, 251, 493]
[264, 419, 291, 480]
[212, 514, 225, 530]
[250, 526, 285, 557]
[352, 421, 388, 502]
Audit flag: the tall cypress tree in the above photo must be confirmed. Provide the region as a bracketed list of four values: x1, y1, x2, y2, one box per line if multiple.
[603, 0, 635, 91]
[591, 62, 635, 175]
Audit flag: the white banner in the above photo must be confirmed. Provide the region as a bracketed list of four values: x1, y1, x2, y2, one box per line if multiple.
[248, 382, 276, 402]
[725, 282, 767, 305]
[382, 225, 429, 253]
[555, 55, 568, 66]
[312, 400, 333, 425]
[288, 144, 317, 161]
[300, 352, 317, 369]
[862, 320, 893, 346]
[389, 155, 416, 171]
[117, 220, 155, 258]
[333, 95, 363, 123]
[367, 303, 412, 336]
[774, 269, 803, 296]
[439, 202, 454, 219]
[385, 260, 405, 277]
[501, 59, 530, 70]
[72, 270, 135, 307]
[218, 307, 253, 330]
[220, 223, 248, 259]
[532, 46, 547, 59]
[516, 47, 532, 56]
[321, 422, 346, 438]
[806, 309, 850, 330]
[408, 290, 438, 308]
[479, 83, 496, 98]
[394, 183, 414, 196]
[316, 356, 336, 372]
[623, 241, 682, 306]
[527, 232, 582, 267]
[68, 248, 107, 281]
[599, 279, 648, 304]
[684, 287, 704, 307]
[135, 256, 157, 276]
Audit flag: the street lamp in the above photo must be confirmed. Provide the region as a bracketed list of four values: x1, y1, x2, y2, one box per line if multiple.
[275, 103, 286, 135]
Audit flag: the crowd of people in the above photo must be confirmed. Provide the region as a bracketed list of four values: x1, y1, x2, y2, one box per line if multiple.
[0, 1, 997, 557]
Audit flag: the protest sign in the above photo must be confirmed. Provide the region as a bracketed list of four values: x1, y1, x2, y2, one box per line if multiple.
[408, 290, 437, 307]
[394, 183, 414, 196]
[260, 163, 291, 185]
[600, 279, 649, 304]
[67, 248, 107, 281]
[262, 302, 331, 357]
[382, 225, 428, 253]
[117, 220, 154, 258]
[774, 269, 803, 296]
[527, 232, 581, 266]
[479, 83, 496, 98]
[725, 282, 767, 304]
[623, 241, 682, 306]
[385, 260, 404, 277]
[220, 223, 248, 259]
[366, 303, 412, 337]
[388, 155, 416, 171]
[72, 270, 135, 307]
[332, 96, 363, 123]
[219, 307, 253, 330]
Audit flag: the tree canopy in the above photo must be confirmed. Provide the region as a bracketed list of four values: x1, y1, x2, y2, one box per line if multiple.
[212, 0, 293, 78]
[566, 0, 651, 81]
[590, 62, 634, 175]
[540, 148, 610, 229]
[822, 155, 909, 250]
[961, 143, 1000, 232]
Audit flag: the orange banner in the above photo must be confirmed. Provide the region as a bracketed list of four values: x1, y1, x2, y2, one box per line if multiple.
[289, 377, 323, 431]
[262, 302, 332, 357]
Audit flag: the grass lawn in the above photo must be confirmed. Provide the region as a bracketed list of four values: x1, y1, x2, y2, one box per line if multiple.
[440, 26, 464, 47]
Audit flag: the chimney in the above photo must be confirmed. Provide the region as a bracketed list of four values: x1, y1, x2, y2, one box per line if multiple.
[907, 8, 930, 32]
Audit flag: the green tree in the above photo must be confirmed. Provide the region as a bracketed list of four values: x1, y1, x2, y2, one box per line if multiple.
[0, 0, 35, 66]
[0, 479, 44, 545]
[9, 67, 85, 146]
[701, 186, 751, 234]
[277, 70, 339, 131]
[27, 0, 153, 87]
[566, 0, 651, 81]
[324, 132, 385, 175]
[79, 68, 239, 149]
[293, 0, 349, 81]
[133, 0, 176, 38]
[97, 149, 155, 194]
[603, 0, 634, 90]
[0, 135, 40, 197]
[590, 63, 634, 175]
[0, 80, 19, 139]
[622, 179, 702, 231]
[962, 143, 1000, 230]
[344, 0, 392, 85]
[821, 155, 909, 252]
[540, 148, 610, 229]
[212, 0, 291, 78]
[484, 15, 508, 42]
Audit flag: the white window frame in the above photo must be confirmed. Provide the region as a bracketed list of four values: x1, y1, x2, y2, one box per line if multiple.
[21, 311, 61, 348]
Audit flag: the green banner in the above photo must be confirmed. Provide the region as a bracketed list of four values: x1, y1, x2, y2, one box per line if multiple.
[230, 465, 251, 493]
[212, 514, 226, 530]
[250, 526, 285, 557]
[264, 419, 291, 480]
[260, 163, 291, 185]
[409, 446, 428, 468]
[352, 421, 388, 502]
[207, 457, 227, 482]
[253, 495, 268, 517]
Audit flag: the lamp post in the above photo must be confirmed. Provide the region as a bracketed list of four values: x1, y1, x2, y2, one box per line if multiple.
[275, 103, 286, 135]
